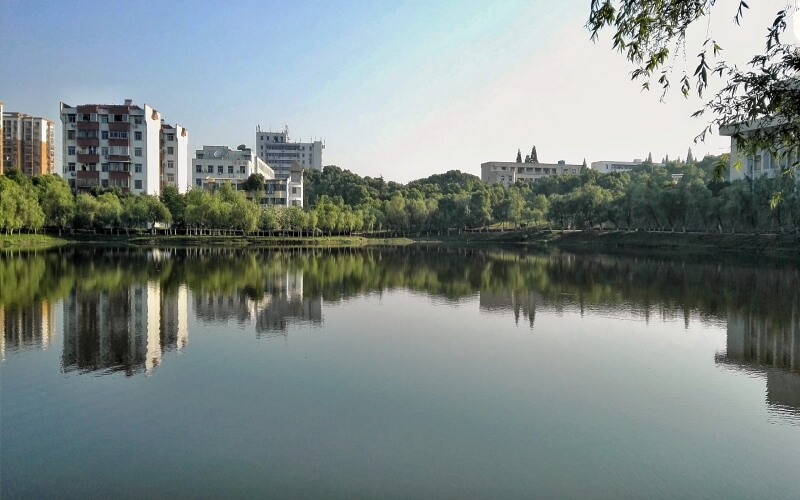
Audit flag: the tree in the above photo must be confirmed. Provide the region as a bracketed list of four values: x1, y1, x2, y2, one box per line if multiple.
[516, 149, 522, 163]
[588, 1, 799, 178]
[686, 148, 694, 165]
[34, 175, 74, 235]
[529, 146, 539, 164]
[582, 158, 588, 169]
[647, 152, 653, 163]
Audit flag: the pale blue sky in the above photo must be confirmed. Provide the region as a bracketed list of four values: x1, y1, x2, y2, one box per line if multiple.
[1, 0, 796, 181]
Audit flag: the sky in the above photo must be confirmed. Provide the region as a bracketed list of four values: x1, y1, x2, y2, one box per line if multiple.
[1, 0, 798, 182]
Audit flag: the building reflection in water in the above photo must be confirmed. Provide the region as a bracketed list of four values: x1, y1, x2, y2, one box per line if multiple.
[1, 301, 57, 361]
[194, 270, 322, 339]
[479, 291, 538, 328]
[716, 309, 800, 419]
[61, 283, 188, 376]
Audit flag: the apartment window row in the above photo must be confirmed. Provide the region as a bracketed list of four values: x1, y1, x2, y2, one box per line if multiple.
[65, 113, 143, 124]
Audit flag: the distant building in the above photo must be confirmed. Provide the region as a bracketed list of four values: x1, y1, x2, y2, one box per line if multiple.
[2, 110, 56, 176]
[720, 120, 799, 181]
[60, 100, 187, 195]
[481, 160, 584, 187]
[590, 159, 660, 174]
[191, 145, 303, 207]
[256, 125, 324, 178]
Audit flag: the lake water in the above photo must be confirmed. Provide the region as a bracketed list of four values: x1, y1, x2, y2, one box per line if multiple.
[1, 246, 799, 498]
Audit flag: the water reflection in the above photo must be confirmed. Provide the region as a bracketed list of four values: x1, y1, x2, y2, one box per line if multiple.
[61, 283, 188, 376]
[1, 247, 798, 397]
[716, 311, 800, 419]
[1, 301, 56, 360]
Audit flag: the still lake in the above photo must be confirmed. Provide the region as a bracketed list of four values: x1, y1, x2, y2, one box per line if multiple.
[1, 246, 799, 498]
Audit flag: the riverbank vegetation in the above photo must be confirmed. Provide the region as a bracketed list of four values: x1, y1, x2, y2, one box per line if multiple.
[1, 153, 799, 240]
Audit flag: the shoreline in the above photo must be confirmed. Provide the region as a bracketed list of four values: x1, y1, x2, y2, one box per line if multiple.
[2, 230, 798, 258]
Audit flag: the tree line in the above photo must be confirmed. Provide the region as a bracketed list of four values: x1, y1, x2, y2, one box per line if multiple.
[1, 155, 799, 236]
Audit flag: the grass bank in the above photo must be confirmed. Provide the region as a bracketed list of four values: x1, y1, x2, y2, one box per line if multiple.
[415, 229, 800, 258]
[125, 235, 413, 248]
[0, 234, 69, 251]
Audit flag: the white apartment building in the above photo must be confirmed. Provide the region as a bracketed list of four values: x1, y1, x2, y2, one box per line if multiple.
[160, 123, 190, 193]
[721, 120, 799, 181]
[481, 160, 584, 187]
[192, 144, 275, 189]
[255, 125, 323, 178]
[60, 100, 187, 195]
[192, 145, 304, 207]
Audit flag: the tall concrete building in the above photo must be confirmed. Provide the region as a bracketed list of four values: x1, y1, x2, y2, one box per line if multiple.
[2, 110, 56, 176]
[255, 125, 324, 178]
[160, 123, 190, 193]
[60, 100, 188, 195]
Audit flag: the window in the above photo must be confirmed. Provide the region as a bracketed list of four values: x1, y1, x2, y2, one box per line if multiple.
[102, 163, 109, 172]
[134, 164, 143, 173]
[196, 165, 202, 172]
[100, 114, 108, 123]
[228, 166, 234, 174]
[81, 113, 92, 122]
[134, 179, 142, 190]
[196, 179, 203, 187]
[239, 166, 246, 174]
[101, 147, 108, 156]
[167, 160, 174, 169]
[167, 174, 175, 182]
[218, 165, 224, 174]
[102, 131, 109, 139]
[197, 153, 204, 159]
[67, 130, 76, 139]
[68, 146, 76, 155]
[67, 162, 76, 172]
[109, 146, 129, 155]
[134, 147, 142, 157]
[166, 134, 174, 141]
[167, 147, 174, 154]
[291, 187, 298, 194]
[134, 117, 142, 124]
[134, 131, 142, 141]
[207, 165, 213, 173]
[101, 179, 109, 187]
[67, 114, 76, 123]
[109, 131, 128, 139]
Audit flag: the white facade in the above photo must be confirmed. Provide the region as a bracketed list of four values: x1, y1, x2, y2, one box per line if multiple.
[255, 125, 323, 178]
[192, 145, 275, 189]
[160, 123, 190, 193]
[60, 100, 166, 195]
[481, 160, 584, 187]
[590, 159, 657, 174]
[721, 121, 799, 181]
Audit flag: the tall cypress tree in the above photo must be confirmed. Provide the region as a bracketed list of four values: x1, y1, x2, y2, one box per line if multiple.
[516, 149, 522, 163]
[530, 146, 539, 164]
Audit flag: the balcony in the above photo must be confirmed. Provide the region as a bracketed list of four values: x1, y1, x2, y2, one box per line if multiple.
[76, 171, 100, 187]
[77, 138, 99, 147]
[77, 153, 100, 163]
[109, 122, 131, 132]
[77, 121, 99, 130]
[108, 139, 129, 147]
[108, 155, 131, 162]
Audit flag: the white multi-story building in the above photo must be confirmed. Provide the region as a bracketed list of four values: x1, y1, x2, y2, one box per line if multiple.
[160, 123, 190, 193]
[255, 125, 323, 178]
[721, 120, 799, 181]
[591, 159, 660, 174]
[481, 160, 584, 187]
[60, 100, 186, 195]
[192, 144, 275, 189]
[192, 146, 304, 207]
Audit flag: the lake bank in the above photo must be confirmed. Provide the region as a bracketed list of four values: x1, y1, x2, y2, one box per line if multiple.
[3, 230, 797, 257]
[414, 229, 800, 258]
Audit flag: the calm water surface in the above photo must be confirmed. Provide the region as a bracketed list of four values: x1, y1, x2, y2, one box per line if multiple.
[1, 246, 799, 498]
